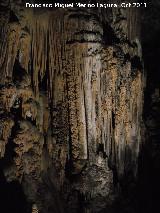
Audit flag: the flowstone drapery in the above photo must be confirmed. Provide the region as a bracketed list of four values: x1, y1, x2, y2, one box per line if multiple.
[0, 1, 144, 212]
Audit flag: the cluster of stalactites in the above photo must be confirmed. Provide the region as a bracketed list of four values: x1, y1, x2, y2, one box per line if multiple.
[26, 11, 66, 100]
[65, 42, 144, 177]
[0, 6, 143, 180]
[97, 45, 144, 178]
[0, 22, 21, 83]
[0, 6, 140, 97]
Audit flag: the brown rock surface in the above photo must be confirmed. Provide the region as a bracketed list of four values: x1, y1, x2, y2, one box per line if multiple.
[0, 1, 144, 212]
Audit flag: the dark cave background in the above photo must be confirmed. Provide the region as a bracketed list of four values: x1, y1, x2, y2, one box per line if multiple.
[138, 0, 160, 212]
[0, 0, 160, 213]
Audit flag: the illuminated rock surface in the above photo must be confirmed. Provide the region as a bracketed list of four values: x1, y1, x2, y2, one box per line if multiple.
[0, 1, 146, 212]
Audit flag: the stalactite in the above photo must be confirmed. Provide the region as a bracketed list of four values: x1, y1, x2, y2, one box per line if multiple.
[22, 99, 38, 120]
[18, 30, 31, 72]
[0, 117, 14, 157]
[47, 11, 66, 100]
[0, 84, 17, 111]
[27, 13, 49, 97]
[0, 22, 21, 83]
[36, 93, 50, 133]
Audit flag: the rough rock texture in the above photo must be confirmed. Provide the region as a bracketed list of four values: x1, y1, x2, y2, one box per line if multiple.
[0, 1, 144, 212]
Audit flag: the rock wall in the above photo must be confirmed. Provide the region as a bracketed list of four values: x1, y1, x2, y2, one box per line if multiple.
[0, 1, 144, 212]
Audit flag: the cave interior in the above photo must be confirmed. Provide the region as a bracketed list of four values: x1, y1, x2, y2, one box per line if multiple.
[0, 0, 160, 213]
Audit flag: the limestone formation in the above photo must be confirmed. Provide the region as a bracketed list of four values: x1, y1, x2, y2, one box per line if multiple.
[0, 1, 144, 212]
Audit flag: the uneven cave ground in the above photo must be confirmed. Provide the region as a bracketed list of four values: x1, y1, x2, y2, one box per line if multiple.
[0, 0, 160, 212]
